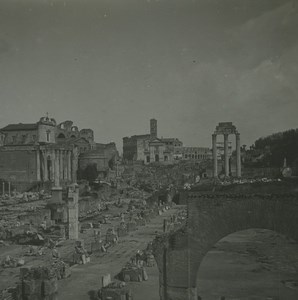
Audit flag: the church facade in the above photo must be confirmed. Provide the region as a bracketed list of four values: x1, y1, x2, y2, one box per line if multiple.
[0, 115, 94, 191]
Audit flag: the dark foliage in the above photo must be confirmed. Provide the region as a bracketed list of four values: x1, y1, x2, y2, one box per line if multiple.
[253, 129, 298, 167]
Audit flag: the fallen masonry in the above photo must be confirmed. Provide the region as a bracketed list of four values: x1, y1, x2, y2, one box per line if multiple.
[98, 274, 133, 300]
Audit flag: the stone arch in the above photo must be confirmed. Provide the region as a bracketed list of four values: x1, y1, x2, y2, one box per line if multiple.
[153, 193, 298, 300]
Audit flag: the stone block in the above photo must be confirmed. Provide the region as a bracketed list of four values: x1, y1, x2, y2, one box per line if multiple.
[102, 273, 111, 288]
[91, 241, 103, 253]
[127, 222, 137, 232]
[20, 267, 31, 280]
[75, 239, 84, 248]
[117, 227, 128, 237]
[92, 222, 101, 229]
[22, 280, 36, 295]
[42, 279, 58, 296]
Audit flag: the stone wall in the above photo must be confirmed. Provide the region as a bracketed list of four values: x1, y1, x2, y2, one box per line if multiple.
[0, 148, 37, 183]
[153, 185, 298, 300]
[38, 123, 56, 144]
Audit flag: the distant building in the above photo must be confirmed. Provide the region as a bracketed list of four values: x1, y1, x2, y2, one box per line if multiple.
[78, 142, 118, 179]
[216, 141, 232, 159]
[0, 116, 88, 191]
[0, 116, 117, 191]
[123, 119, 183, 164]
[180, 147, 212, 161]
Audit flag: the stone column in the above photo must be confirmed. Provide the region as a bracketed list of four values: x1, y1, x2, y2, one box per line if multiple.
[63, 151, 67, 181]
[67, 184, 79, 239]
[224, 133, 229, 177]
[59, 150, 63, 182]
[212, 134, 217, 177]
[236, 133, 241, 177]
[50, 150, 55, 182]
[72, 147, 78, 183]
[43, 151, 48, 181]
[36, 149, 41, 181]
[67, 150, 72, 181]
[2, 182, 5, 196]
[54, 150, 60, 187]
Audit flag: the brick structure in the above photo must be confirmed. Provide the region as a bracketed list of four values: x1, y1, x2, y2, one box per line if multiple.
[153, 183, 298, 300]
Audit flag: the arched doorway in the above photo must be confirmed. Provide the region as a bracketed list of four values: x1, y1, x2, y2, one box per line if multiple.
[155, 154, 159, 162]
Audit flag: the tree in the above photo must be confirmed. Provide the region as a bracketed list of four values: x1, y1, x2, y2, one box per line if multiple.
[83, 164, 98, 183]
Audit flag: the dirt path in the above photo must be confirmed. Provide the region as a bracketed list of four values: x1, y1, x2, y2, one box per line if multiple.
[58, 207, 177, 300]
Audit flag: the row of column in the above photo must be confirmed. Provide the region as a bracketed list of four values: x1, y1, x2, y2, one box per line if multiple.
[212, 133, 241, 178]
[36, 149, 77, 186]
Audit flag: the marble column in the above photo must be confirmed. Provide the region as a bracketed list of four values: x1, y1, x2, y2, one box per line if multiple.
[36, 149, 41, 181]
[43, 151, 48, 181]
[63, 151, 67, 181]
[67, 150, 72, 181]
[54, 150, 60, 187]
[59, 150, 63, 182]
[236, 133, 241, 177]
[72, 148, 78, 183]
[224, 133, 229, 177]
[49, 150, 55, 182]
[212, 134, 217, 178]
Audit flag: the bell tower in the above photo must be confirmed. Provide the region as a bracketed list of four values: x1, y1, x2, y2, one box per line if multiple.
[150, 119, 157, 138]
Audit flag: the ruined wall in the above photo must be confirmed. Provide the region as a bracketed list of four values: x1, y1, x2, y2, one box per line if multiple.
[18, 209, 51, 225]
[2, 129, 38, 145]
[0, 148, 37, 183]
[79, 151, 108, 172]
[79, 196, 99, 215]
[153, 188, 298, 300]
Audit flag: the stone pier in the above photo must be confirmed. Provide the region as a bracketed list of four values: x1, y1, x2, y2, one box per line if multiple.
[67, 184, 79, 239]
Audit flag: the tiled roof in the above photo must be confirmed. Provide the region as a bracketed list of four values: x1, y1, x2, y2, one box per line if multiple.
[1, 123, 38, 131]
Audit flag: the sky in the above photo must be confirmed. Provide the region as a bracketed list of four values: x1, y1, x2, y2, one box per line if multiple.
[0, 0, 297, 151]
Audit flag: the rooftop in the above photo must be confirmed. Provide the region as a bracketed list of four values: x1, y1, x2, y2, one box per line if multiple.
[1, 123, 38, 131]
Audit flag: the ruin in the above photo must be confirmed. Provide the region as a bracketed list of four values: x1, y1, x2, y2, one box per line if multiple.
[212, 122, 241, 178]
[152, 183, 298, 300]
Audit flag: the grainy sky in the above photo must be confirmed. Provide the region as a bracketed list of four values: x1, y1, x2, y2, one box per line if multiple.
[0, 0, 297, 151]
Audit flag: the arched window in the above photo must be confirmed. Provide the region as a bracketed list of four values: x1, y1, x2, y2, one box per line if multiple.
[46, 131, 50, 142]
[57, 133, 66, 139]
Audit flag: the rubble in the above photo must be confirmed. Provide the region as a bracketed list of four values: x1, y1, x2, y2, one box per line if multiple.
[73, 240, 90, 264]
[15, 266, 58, 300]
[1, 255, 25, 268]
[118, 262, 148, 282]
[99, 274, 133, 300]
